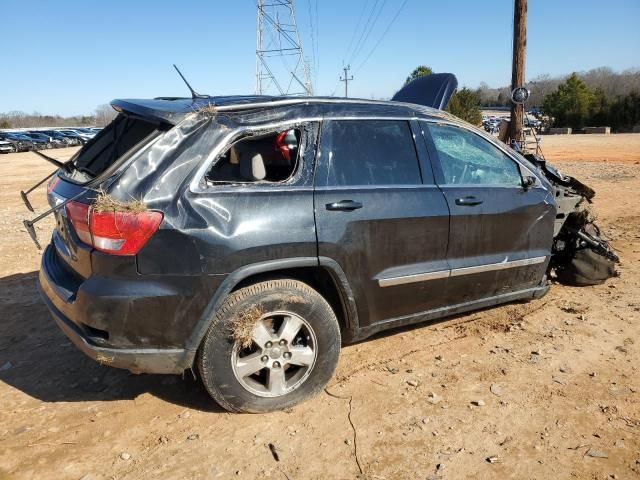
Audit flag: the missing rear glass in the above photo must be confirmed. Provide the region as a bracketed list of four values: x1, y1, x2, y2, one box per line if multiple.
[64, 115, 162, 183]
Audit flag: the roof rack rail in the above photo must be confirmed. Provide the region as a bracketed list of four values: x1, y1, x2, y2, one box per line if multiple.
[212, 96, 397, 112]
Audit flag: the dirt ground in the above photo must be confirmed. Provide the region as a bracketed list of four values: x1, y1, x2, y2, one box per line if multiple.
[0, 134, 639, 480]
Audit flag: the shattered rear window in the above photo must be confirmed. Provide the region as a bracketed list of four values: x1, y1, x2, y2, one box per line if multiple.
[70, 115, 160, 180]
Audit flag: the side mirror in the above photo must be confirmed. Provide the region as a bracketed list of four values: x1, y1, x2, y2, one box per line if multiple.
[522, 175, 536, 190]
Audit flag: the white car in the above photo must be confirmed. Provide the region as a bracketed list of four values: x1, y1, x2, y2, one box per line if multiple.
[0, 140, 16, 154]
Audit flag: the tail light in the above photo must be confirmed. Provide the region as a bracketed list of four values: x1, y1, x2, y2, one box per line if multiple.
[65, 201, 163, 255]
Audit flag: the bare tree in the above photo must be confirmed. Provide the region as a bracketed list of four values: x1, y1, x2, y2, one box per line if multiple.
[94, 104, 117, 127]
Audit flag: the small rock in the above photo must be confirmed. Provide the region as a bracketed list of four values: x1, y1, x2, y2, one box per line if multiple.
[586, 448, 608, 458]
[471, 399, 485, 406]
[120, 452, 131, 461]
[490, 384, 503, 396]
[427, 392, 441, 405]
[235, 470, 242, 476]
[187, 433, 199, 441]
[344, 439, 352, 446]
[559, 365, 571, 373]
[0, 361, 11, 371]
[435, 355, 443, 361]
[386, 366, 399, 374]
[178, 411, 191, 419]
[589, 372, 597, 377]
[159, 436, 169, 444]
[407, 380, 419, 387]
[486, 455, 499, 463]
[553, 376, 567, 385]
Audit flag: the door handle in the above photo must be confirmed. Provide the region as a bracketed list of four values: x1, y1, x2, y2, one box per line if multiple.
[455, 196, 483, 206]
[326, 200, 363, 211]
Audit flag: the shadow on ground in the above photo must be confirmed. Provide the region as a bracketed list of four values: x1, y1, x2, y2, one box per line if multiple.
[0, 271, 224, 413]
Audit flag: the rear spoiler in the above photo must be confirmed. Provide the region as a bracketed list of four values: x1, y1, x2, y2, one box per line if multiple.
[391, 73, 458, 110]
[111, 99, 195, 125]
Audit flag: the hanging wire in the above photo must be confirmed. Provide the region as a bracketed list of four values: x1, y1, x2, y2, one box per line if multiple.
[349, 0, 389, 65]
[355, 0, 409, 73]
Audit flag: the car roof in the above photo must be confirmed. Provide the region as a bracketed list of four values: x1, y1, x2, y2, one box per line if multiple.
[111, 95, 453, 125]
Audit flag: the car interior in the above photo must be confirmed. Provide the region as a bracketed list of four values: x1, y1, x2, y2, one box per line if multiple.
[206, 129, 301, 184]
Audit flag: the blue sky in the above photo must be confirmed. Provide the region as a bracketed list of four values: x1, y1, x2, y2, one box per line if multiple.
[1, 0, 638, 116]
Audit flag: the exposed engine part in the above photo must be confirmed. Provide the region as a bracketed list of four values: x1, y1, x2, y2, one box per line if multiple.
[525, 153, 619, 286]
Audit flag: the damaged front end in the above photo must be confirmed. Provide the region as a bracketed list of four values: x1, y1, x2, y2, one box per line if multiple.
[525, 153, 619, 286]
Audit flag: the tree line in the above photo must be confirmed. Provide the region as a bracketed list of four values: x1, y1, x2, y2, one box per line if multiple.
[406, 65, 639, 131]
[0, 104, 117, 129]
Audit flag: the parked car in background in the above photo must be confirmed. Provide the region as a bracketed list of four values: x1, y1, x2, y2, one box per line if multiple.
[51, 130, 83, 146]
[29, 131, 67, 148]
[21, 132, 56, 149]
[0, 139, 16, 154]
[0, 132, 37, 151]
[39, 130, 78, 147]
[57, 129, 93, 143]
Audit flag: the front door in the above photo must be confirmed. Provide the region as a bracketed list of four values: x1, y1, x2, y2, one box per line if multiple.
[314, 119, 450, 327]
[423, 122, 555, 302]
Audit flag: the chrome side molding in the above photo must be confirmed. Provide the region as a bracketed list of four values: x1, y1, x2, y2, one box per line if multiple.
[378, 256, 547, 288]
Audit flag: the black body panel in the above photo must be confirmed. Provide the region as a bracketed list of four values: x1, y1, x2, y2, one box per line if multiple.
[37, 98, 557, 374]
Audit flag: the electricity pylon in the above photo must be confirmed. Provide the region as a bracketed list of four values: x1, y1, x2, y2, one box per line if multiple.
[256, 0, 313, 96]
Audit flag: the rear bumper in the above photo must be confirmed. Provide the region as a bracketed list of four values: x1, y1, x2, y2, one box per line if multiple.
[39, 286, 187, 374]
[38, 244, 204, 374]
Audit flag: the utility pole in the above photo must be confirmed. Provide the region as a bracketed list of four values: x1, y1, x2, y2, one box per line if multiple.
[340, 65, 354, 98]
[509, 0, 527, 146]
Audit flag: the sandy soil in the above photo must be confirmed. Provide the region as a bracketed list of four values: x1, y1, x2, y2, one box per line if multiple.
[0, 137, 639, 480]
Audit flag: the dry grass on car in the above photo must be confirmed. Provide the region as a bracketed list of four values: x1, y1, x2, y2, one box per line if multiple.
[92, 189, 147, 213]
[229, 305, 265, 349]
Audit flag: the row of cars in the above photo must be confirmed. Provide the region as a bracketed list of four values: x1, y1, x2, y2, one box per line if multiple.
[0, 127, 100, 153]
[482, 112, 542, 134]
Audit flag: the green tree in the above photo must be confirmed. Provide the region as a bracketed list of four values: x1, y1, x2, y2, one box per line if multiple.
[543, 73, 595, 129]
[0, 120, 10, 129]
[405, 65, 433, 84]
[608, 91, 640, 131]
[446, 88, 482, 125]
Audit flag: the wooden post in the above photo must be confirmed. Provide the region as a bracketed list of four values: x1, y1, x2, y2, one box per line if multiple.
[509, 0, 527, 146]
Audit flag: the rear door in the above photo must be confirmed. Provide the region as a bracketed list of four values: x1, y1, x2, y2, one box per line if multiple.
[423, 122, 554, 302]
[313, 119, 450, 327]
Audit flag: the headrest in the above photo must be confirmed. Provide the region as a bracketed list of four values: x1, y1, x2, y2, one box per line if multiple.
[240, 153, 266, 181]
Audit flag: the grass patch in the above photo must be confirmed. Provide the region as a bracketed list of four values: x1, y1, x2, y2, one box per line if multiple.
[229, 305, 264, 349]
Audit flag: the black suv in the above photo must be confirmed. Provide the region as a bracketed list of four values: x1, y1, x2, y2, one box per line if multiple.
[35, 76, 614, 412]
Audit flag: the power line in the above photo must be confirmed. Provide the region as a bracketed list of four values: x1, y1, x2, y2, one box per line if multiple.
[314, 0, 319, 76]
[347, 0, 381, 65]
[349, 0, 388, 65]
[343, 0, 370, 63]
[307, 0, 317, 82]
[355, 0, 409, 73]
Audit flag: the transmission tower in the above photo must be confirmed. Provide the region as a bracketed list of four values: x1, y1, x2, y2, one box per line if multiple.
[256, 0, 313, 96]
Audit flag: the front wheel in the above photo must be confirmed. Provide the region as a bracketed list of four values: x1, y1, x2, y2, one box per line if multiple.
[197, 279, 341, 413]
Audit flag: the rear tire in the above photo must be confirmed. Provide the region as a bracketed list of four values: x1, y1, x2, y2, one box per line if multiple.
[197, 279, 341, 413]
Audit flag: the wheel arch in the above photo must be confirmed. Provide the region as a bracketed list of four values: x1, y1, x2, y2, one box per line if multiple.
[181, 257, 359, 369]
